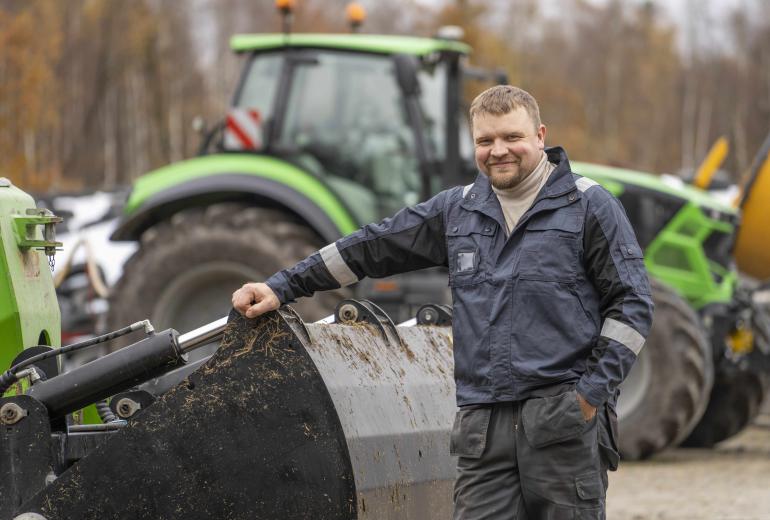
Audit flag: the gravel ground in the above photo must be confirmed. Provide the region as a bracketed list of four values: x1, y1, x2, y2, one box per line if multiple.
[607, 414, 770, 519]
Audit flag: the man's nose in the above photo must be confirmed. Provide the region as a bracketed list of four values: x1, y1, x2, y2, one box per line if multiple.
[490, 139, 507, 157]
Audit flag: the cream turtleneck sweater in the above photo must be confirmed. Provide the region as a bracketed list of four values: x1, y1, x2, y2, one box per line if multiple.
[492, 152, 555, 236]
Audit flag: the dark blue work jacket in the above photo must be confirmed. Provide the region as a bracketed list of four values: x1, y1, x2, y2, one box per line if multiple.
[267, 147, 654, 407]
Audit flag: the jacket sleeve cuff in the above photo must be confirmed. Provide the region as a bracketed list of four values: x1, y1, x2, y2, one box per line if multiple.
[576, 379, 608, 408]
[265, 271, 296, 305]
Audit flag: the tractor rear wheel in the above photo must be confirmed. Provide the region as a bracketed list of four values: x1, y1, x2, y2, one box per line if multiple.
[681, 363, 766, 447]
[107, 203, 346, 351]
[617, 279, 714, 459]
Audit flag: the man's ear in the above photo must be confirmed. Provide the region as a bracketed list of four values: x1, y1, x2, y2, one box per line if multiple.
[537, 124, 547, 150]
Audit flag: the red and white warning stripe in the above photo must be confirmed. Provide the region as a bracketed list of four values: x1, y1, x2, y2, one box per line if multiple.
[224, 108, 263, 151]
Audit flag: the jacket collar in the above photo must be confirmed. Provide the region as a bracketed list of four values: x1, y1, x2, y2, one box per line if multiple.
[461, 146, 577, 212]
[459, 172, 506, 229]
[541, 146, 576, 198]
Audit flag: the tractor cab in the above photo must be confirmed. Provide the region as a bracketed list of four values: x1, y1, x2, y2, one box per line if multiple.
[208, 33, 483, 223]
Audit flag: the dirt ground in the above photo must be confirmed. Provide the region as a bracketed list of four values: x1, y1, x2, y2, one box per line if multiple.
[607, 413, 770, 519]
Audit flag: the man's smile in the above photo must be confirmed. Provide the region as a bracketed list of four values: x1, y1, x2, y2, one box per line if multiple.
[488, 159, 519, 167]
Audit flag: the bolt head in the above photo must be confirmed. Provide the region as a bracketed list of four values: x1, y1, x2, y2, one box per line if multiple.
[338, 303, 359, 322]
[0, 402, 27, 425]
[115, 398, 141, 419]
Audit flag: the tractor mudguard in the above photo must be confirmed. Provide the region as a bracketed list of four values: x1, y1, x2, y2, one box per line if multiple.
[16, 309, 456, 519]
[111, 154, 359, 243]
[112, 173, 344, 244]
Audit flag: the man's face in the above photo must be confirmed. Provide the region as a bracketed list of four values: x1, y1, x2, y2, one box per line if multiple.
[472, 107, 546, 190]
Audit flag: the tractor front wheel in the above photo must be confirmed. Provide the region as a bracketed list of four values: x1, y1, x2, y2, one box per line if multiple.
[107, 204, 345, 352]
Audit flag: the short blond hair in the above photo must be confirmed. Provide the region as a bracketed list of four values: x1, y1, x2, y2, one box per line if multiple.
[469, 85, 541, 131]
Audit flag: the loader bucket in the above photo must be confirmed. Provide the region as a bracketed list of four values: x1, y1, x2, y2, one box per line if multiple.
[17, 308, 456, 519]
[734, 132, 770, 280]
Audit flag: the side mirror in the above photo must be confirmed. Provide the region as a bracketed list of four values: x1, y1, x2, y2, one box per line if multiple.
[393, 54, 421, 97]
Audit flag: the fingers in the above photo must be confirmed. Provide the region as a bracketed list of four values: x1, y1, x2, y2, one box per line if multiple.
[232, 283, 280, 318]
[576, 392, 597, 421]
[231, 284, 258, 313]
[245, 297, 277, 318]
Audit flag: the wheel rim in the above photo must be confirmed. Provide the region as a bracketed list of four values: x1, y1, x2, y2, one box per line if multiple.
[151, 261, 259, 353]
[617, 347, 652, 421]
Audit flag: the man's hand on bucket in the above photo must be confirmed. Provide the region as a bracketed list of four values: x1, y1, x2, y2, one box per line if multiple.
[232, 282, 280, 318]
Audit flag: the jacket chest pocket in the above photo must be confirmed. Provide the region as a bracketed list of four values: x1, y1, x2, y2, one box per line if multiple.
[518, 212, 583, 282]
[447, 222, 496, 286]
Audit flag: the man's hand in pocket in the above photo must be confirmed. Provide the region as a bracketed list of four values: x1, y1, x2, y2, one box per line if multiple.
[576, 392, 597, 422]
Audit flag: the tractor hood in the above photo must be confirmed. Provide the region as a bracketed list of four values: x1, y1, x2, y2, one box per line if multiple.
[573, 161, 738, 216]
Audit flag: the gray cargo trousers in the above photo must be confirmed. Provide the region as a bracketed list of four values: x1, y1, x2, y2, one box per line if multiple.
[451, 387, 620, 520]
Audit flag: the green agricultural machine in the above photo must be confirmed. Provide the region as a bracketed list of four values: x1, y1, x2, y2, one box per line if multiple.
[106, 25, 770, 460]
[107, 31, 484, 329]
[0, 180, 62, 377]
[572, 159, 770, 457]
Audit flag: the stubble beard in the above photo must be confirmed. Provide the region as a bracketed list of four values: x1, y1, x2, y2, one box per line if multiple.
[488, 164, 533, 190]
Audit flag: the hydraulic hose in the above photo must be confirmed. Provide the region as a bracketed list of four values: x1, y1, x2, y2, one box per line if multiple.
[53, 238, 110, 298]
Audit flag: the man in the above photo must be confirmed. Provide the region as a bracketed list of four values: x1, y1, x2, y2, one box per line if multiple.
[232, 85, 654, 519]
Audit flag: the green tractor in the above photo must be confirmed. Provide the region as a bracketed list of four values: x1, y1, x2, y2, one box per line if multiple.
[573, 158, 770, 457]
[107, 29, 770, 459]
[108, 32, 479, 330]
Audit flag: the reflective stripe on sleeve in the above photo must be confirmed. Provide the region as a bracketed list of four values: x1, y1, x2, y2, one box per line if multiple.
[320, 243, 358, 287]
[601, 317, 645, 355]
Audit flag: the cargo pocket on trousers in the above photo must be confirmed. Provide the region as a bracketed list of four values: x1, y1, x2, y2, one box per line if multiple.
[450, 406, 492, 459]
[521, 389, 591, 449]
[575, 471, 606, 519]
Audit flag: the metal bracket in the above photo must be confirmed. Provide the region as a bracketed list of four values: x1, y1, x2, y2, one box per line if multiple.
[334, 299, 402, 346]
[14, 208, 63, 269]
[416, 304, 453, 326]
[0, 396, 53, 517]
[14, 209, 63, 250]
[109, 390, 156, 420]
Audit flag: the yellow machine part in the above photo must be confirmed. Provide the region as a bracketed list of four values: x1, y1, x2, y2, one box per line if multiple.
[735, 135, 770, 280]
[728, 326, 754, 355]
[694, 136, 729, 190]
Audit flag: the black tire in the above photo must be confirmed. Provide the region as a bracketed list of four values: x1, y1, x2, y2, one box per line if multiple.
[681, 363, 766, 447]
[617, 279, 714, 459]
[107, 203, 347, 344]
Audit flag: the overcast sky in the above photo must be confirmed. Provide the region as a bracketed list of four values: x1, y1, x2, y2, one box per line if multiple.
[411, 0, 750, 16]
[405, 0, 760, 54]
[409, 0, 755, 28]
